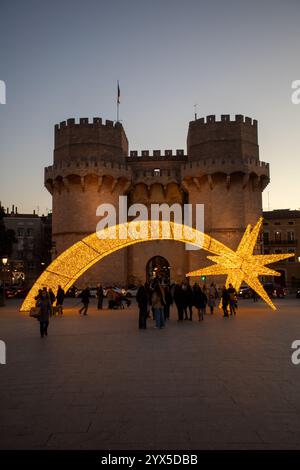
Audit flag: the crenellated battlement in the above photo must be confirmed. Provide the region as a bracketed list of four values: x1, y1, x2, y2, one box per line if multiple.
[54, 117, 123, 131]
[54, 116, 128, 164]
[187, 114, 259, 162]
[127, 149, 187, 161]
[182, 155, 269, 173]
[44, 156, 132, 195]
[45, 156, 131, 179]
[189, 114, 257, 127]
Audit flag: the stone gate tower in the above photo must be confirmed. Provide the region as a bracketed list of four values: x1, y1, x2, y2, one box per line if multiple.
[184, 114, 270, 274]
[45, 118, 131, 285]
[45, 114, 270, 287]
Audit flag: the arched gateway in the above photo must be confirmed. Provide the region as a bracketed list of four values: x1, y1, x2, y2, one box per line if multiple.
[146, 256, 170, 285]
[20, 219, 292, 312]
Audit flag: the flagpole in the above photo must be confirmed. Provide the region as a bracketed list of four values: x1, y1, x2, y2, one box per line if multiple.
[117, 80, 120, 122]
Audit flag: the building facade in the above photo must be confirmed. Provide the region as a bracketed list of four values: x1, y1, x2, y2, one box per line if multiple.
[262, 209, 300, 288]
[3, 207, 52, 285]
[45, 114, 270, 286]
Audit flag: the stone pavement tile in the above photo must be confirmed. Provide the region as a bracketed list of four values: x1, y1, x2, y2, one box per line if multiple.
[95, 406, 152, 424]
[102, 382, 178, 399]
[232, 396, 296, 413]
[45, 430, 139, 450]
[256, 429, 300, 446]
[46, 431, 198, 450]
[188, 422, 262, 445]
[45, 432, 93, 449]
[25, 411, 93, 434]
[111, 421, 189, 446]
[0, 408, 35, 426]
[174, 382, 230, 398]
[242, 411, 300, 434]
[0, 431, 51, 450]
[208, 442, 286, 450]
[50, 391, 103, 406]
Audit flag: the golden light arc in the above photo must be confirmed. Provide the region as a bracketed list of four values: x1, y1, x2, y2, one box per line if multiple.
[20, 219, 292, 312]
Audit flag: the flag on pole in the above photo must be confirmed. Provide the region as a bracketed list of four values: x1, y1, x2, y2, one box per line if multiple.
[117, 81, 120, 104]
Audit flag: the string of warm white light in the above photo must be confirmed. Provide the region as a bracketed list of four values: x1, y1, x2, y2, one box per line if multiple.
[20, 219, 292, 312]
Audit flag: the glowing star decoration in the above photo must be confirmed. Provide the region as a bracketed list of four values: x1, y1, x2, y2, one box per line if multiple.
[20, 219, 292, 313]
[187, 217, 293, 310]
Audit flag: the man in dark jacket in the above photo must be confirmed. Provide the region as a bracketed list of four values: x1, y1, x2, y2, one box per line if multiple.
[221, 286, 230, 317]
[79, 287, 90, 316]
[193, 284, 207, 321]
[227, 283, 237, 315]
[163, 285, 173, 320]
[173, 283, 184, 321]
[96, 284, 104, 310]
[37, 290, 51, 337]
[56, 285, 65, 315]
[136, 283, 149, 329]
[183, 283, 193, 321]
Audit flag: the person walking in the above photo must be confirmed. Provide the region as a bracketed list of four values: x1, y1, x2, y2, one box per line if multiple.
[48, 288, 55, 316]
[221, 286, 230, 317]
[182, 282, 188, 320]
[251, 288, 258, 302]
[37, 290, 51, 338]
[202, 284, 207, 314]
[208, 283, 218, 315]
[228, 283, 237, 316]
[173, 282, 184, 321]
[136, 283, 149, 329]
[34, 289, 43, 305]
[96, 284, 104, 310]
[151, 284, 165, 329]
[79, 287, 90, 316]
[163, 285, 173, 320]
[144, 282, 153, 318]
[193, 284, 207, 321]
[183, 282, 193, 321]
[56, 285, 65, 315]
[106, 287, 116, 309]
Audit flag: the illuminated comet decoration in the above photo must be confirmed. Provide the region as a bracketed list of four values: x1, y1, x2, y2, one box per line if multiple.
[20, 218, 292, 312]
[187, 218, 292, 310]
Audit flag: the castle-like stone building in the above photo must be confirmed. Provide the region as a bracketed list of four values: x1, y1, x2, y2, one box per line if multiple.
[45, 114, 270, 286]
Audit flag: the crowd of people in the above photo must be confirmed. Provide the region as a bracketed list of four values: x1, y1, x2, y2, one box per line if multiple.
[32, 281, 238, 337]
[136, 281, 238, 330]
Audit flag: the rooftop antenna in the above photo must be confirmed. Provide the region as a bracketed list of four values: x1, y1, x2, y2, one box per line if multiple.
[194, 103, 198, 120]
[267, 191, 270, 210]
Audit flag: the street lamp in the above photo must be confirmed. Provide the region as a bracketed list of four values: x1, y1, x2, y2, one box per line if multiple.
[0, 257, 8, 307]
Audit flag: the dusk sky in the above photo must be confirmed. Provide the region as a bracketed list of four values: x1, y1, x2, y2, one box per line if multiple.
[0, 0, 300, 214]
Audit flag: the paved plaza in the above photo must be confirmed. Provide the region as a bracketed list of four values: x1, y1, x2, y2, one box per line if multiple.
[1, 297, 300, 450]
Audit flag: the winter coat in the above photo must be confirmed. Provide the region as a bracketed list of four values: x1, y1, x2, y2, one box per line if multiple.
[193, 288, 207, 309]
[173, 285, 184, 306]
[56, 287, 65, 305]
[38, 299, 51, 322]
[81, 288, 90, 304]
[136, 286, 149, 307]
